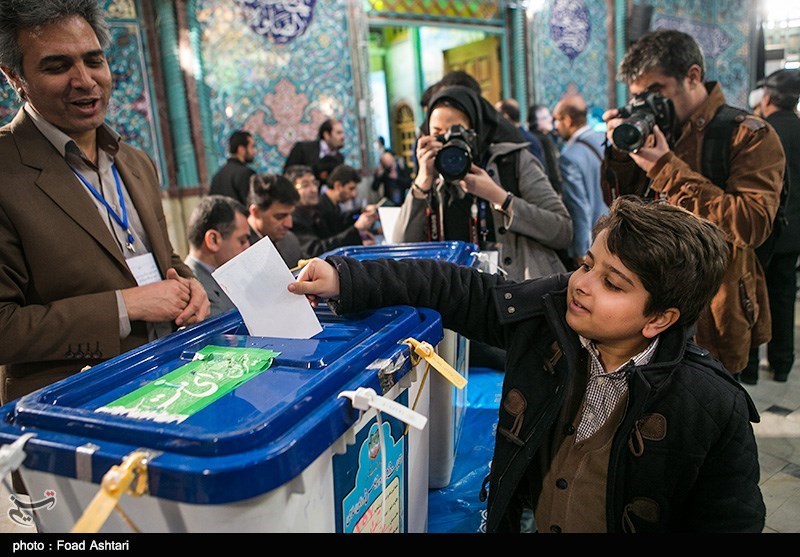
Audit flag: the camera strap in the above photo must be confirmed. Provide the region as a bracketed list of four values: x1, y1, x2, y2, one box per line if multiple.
[426, 188, 441, 242]
[477, 199, 490, 249]
[574, 138, 603, 162]
[468, 199, 479, 247]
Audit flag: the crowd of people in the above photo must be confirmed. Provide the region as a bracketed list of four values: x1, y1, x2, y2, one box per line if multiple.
[1, 0, 799, 533]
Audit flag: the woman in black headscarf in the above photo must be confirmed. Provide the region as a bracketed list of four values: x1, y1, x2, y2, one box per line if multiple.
[392, 85, 572, 282]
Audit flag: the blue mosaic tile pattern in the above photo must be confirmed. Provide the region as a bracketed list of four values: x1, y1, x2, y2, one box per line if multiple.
[646, 0, 753, 109]
[196, 0, 359, 175]
[532, 0, 754, 114]
[532, 0, 611, 117]
[106, 23, 162, 173]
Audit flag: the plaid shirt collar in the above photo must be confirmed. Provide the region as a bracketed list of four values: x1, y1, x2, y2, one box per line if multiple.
[574, 336, 660, 442]
[578, 335, 660, 376]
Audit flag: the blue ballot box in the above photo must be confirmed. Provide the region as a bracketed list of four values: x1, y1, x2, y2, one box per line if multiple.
[0, 305, 443, 533]
[317, 241, 478, 489]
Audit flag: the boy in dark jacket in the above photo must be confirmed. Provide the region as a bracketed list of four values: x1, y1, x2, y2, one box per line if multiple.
[289, 196, 765, 533]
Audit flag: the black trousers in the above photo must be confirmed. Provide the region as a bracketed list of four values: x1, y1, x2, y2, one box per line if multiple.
[766, 252, 799, 375]
[743, 251, 799, 379]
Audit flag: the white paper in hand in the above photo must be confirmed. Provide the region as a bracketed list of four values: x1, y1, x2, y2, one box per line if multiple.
[377, 206, 401, 245]
[212, 236, 322, 338]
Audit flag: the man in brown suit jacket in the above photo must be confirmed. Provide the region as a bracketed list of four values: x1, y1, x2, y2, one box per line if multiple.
[0, 1, 210, 403]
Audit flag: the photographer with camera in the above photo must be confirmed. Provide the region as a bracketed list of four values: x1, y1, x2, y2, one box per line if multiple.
[601, 29, 785, 378]
[393, 85, 572, 283]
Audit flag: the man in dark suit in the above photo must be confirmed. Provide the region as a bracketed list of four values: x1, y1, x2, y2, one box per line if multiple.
[184, 196, 251, 316]
[742, 69, 800, 384]
[286, 164, 373, 258]
[247, 173, 303, 268]
[282, 118, 345, 174]
[209, 130, 257, 206]
[317, 164, 377, 242]
[0, 0, 209, 402]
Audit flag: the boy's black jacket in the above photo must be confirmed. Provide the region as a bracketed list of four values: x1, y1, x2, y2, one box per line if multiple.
[327, 255, 765, 533]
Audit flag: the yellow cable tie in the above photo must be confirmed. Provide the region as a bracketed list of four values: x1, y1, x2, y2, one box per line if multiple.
[403, 337, 467, 390]
[405, 361, 431, 436]
[290, 259, 311, 273]
[71, 450, 149, 533]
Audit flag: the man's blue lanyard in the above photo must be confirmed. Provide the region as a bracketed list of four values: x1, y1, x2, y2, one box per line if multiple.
[72, 164, 136, 253]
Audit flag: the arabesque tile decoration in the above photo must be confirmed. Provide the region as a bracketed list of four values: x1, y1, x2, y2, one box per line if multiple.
[533, 0, 753, 114]
[197, 0, 358, 175]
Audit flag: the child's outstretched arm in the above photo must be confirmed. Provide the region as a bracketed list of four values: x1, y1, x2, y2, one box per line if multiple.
[288, 258, 340, 307]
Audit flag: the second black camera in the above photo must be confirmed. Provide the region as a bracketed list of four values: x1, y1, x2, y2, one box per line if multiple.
[612, 91, 676, 153]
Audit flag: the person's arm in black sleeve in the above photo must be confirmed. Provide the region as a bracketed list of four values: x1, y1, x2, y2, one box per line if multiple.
[327, 256, 509, 347]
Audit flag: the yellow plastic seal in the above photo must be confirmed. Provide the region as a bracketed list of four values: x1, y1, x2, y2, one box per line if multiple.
[71, 450, 149, 533]
[403, 337, 467, 390]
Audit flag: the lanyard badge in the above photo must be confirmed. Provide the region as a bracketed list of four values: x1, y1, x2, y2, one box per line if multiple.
[72, 164, 136, 253]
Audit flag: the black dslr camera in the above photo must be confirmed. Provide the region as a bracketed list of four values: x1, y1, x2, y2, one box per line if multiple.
[611, 91, 675, 153]
[434, 125, 479, 182]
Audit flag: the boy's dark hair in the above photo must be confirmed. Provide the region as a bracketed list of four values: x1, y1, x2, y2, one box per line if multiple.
[328, 164, 361, 188]
[318, 118, 337, 140]
[248, 174, 300, 210]
[284, 164, 314, 185]
[593, 196, 729, 327]
[187, 196, 247, 249]
[618, 29, 706, 84]
[228, 130, 252, 154]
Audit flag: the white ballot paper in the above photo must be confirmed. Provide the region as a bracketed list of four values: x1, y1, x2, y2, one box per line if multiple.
[212, 236, 322, 338]
[377, 206, 401, 245]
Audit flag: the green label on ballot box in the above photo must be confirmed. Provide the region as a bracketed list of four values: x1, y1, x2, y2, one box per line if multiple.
[95, 345, 279, 424]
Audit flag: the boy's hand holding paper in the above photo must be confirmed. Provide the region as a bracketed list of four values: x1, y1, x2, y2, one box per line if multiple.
[212, 237, 322, 338]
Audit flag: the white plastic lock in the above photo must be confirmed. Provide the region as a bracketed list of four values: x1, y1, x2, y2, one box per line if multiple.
[338, 387, 427, 431]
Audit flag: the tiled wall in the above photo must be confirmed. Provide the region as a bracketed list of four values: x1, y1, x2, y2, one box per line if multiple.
[195, 0, 359, 175]
[532, 0, 755, 116]
[532, 0, 612, 118]
[0, 1, 758, 184]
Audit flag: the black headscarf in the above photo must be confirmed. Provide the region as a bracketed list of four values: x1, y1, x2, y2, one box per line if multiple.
[424, 85, 524, 163]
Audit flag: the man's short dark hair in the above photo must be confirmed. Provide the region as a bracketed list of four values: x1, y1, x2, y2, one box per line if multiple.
[187, 195, 248, 249]
[228, 130, 252, 155]
[528, 104, 550, 131]
[618, 29, 706, 84]
[248, 174, 300, 210]
[0, 0, 111, 80]
[498, 99, 521, 124]
[315, 155, 343, 184]
[766, 88, 800, 111]
[284, 164, 314, 185]
[760, 69, 800, 110]
[318, 118, 338, 140]
[328, 164, 361, 188]
[593, 196, 729, 328]
[556, 102, 587, 127]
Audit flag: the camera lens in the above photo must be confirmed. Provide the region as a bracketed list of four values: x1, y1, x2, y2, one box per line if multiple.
[612, 111, 655, 153]
[435, 142, 472, 181]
